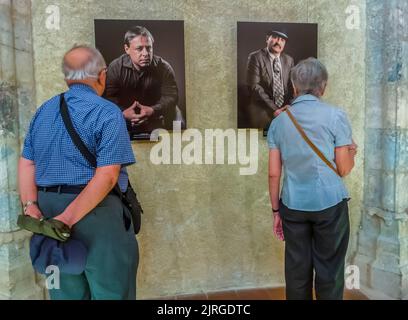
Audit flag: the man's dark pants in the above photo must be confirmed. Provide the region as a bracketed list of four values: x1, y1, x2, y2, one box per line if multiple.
[38, 190, 138, 300]
[280, 199, 350, 300]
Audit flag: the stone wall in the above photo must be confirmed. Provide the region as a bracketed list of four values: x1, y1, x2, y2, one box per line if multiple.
[0, 0, 43, 299]
[353, 0, 408, 299]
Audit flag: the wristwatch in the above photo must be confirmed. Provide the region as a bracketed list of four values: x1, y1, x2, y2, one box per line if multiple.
[272, 207, 280, 213]
[23, 200, 39, 215]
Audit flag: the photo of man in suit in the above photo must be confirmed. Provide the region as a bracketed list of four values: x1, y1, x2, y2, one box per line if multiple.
[246, 30, 294, 129]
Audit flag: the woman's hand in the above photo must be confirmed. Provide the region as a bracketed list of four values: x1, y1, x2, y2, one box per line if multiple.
[273, 213, 285, 241]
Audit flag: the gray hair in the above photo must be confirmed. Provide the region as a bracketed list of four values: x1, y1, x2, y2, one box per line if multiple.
[62, 45, 106, 80]
[124, 26, 154, 46]
[290, 57, 328, 96]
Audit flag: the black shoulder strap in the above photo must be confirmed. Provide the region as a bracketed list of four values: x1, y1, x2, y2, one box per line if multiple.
[59, 93, 97, 168]
[59, 93, 124, 197]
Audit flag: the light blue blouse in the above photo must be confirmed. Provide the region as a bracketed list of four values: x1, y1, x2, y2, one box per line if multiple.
[267, 94, 352, 211]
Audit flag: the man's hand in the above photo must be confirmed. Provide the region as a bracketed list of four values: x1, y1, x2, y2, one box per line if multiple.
[24, 204, 43, 220]
[53, 212, 74, 229]
[130, 102, 155, 126]
[52, 165, 120, 229]
[122, 101, 139, 122]
[122, 101, 155, 126]
[273, 213, 285, 241]
[273, 105, 289, 118]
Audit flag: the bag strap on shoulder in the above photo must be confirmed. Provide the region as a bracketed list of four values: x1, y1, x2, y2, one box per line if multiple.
[286, 108, 340, 177]
[60, 94, 97, 167]
[59, 93, 124, 197]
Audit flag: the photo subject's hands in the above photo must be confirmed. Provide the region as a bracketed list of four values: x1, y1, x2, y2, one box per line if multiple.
[122, 101, 139, 123]
[273, 105, 289, 118]
[273, 213, 285, 241]
[131, 102, 155, 126]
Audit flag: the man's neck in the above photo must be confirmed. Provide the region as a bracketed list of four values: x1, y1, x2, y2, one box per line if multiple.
[132, 62, 141, 72]
[132, 62, 150, 74]
[267, 48, 281, 58]
[66, 81, 97, 92]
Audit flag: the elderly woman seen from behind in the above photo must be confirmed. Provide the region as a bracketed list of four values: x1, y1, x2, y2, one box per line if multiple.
[267, 58, 357, 300]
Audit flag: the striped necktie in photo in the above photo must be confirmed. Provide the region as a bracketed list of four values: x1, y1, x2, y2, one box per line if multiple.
[272, 57, 284, 108]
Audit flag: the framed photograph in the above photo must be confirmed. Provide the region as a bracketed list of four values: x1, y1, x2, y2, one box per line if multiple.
[95, 19, 186, 140]
[237, 22, 318, 131]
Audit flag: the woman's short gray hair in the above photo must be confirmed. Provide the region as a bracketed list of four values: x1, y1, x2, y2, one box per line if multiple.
[62, 45, 106, 80]
[290, 57, 328, 96]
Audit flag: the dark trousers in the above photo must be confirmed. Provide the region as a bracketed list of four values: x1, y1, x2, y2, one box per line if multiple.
[280, 199, 350, 300]
[38, 191, 138, 300]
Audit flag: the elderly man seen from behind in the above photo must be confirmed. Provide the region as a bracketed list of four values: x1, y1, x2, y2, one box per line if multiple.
[18, 45, 138, 300]
[267, 57, 357, 300]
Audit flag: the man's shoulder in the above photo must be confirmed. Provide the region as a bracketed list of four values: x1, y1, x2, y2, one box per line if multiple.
[92, 95, 122, 116]
[69, 89, 123, 118]
[36, 94, 61, 115]
[281, 53, 294, 63]
[152, 55, 173, 68]
[151, 55, 176, 76]
[248, 48, 266, 60]
[108, 54, 129, 68]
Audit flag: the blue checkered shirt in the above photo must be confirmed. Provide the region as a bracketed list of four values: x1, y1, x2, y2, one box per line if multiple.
[22, 84, 135, 192]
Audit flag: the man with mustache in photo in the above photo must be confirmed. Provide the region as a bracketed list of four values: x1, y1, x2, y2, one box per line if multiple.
[246, 30, 294, 129]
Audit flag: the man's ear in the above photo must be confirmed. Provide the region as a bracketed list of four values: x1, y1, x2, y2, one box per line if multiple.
[98, 69, 106, 86]
[124, 44, 130, 54]
[95, 69, 106, 96]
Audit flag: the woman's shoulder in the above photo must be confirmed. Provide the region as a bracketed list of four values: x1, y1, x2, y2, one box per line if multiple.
[317, 99, 345, 112]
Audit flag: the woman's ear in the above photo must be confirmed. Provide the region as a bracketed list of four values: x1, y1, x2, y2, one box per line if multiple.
[320, 82, 327, 96]
[291, 81, 298, 97]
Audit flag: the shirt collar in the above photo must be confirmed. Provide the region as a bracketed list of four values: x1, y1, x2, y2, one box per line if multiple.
[291, 94, 320, 105]
[123, 54, 137, 69]
[267, 48, 281, 60]
[68, 83, 97, 94]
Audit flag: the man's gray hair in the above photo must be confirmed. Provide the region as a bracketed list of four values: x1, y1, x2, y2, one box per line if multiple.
[62, 45, 106, 80]
[124, 26, 154, 46]
[290, 57, 328, 96]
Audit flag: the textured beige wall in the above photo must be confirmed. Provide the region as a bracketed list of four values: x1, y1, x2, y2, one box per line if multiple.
[30, 0, 365, 298]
